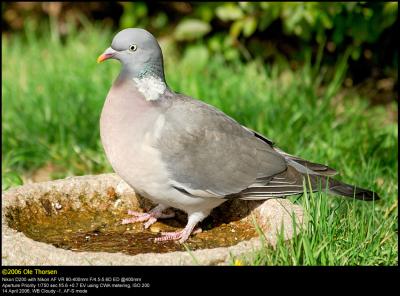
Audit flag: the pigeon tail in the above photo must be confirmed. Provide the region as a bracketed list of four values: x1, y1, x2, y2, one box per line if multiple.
[328, 179, 379, 201]
[237, 165, 380, 201]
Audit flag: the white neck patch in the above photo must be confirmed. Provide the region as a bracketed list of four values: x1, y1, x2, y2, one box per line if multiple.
[133, 75, 166, 101]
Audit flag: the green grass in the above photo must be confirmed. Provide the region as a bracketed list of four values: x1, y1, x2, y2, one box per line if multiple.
[2, 24, 398, 265]
[231, 186, 397, 265]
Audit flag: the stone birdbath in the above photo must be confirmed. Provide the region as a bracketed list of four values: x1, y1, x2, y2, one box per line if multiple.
[2, 174, 304, 265]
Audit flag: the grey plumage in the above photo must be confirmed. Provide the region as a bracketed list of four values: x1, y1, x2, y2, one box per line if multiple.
[158, 94, 287, 197]
[97, 28, 379, 243]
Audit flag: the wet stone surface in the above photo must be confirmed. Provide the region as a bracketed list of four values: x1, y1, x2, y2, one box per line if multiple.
[5, 189, 258, 256]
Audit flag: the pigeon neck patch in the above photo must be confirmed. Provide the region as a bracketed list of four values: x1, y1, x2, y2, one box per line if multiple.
[133, 75, 166, 101]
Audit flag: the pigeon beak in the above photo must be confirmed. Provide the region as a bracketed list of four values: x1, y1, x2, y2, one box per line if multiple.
[97, 47, 117, 63]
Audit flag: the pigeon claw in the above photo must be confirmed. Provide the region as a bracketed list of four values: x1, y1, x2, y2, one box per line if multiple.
[121, 206, 176, 228]
[121, 211, 152, 225]
[154, 227, 202, 243]
[154, 229, 186, 243]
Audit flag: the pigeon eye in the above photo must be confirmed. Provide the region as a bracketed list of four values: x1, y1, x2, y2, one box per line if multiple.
[129, 44, 137, 52]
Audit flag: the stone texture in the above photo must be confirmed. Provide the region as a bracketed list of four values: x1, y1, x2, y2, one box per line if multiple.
[2, 173, 304, 265]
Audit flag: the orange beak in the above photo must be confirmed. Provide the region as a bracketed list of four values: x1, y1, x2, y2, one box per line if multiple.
[97, 47, 116, 63]
[97, 53, 112, 63]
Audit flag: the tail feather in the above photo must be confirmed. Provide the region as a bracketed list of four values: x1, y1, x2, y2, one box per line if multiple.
[238, 165, 380, 201]
[273, 147, 338, 176]
[329, 179, 379, 201]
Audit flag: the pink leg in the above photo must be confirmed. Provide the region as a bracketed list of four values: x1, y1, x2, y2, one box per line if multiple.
[155, 227, 202, 242]
[159, 228, 202, 236]
[154, 212, 207, 243]
[121, 204, 174, 229]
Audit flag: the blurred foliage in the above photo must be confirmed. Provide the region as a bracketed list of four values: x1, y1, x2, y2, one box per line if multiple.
[118, 2, 398, 65]
[2, 2, 398, 94]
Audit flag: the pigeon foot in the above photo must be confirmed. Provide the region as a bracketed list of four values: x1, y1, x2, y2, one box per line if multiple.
[154, 227, 202, 243]
[121, 204, 174, 229]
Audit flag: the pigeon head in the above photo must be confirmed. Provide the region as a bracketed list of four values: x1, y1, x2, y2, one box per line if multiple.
[97, 28, 165, 80]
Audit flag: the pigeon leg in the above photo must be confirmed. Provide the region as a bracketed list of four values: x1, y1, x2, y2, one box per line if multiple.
[121, 204, 174, 229]
[154, 212, 207, 243]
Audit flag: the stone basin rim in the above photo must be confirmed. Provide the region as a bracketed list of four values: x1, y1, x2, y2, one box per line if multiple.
[2, 173, 303, 266]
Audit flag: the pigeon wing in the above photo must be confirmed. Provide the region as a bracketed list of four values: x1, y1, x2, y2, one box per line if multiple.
[156, 94, 287, 198]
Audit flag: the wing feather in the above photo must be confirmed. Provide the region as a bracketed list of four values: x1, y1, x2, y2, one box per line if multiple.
[157, 95, 287, 198]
